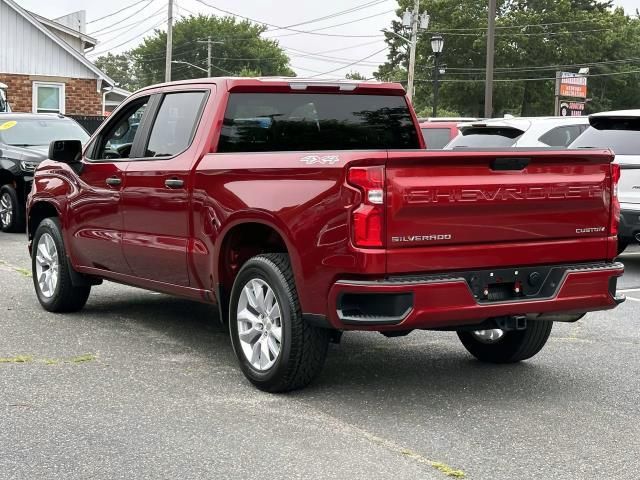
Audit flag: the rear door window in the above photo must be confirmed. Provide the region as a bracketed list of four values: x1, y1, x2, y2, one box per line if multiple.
[539, 125, 587, 147]
[421, 128, 452, 149]
[446, 127, 523, 148]
[217, 93, 420, 152]
[143, 91, 206, 158]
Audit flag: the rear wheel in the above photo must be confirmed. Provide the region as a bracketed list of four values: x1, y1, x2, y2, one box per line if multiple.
[457, 321, 553, 363]
[229, 253, 330, 392]
[0, 185, 25, 233]
[32, 218, 90, 312]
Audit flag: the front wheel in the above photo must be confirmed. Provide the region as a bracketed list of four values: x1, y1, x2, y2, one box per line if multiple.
[457, 321, 553, 363]
[0, 185, 25, 233]
[32, 218, 91, 312]
[229, 254, 330, 392]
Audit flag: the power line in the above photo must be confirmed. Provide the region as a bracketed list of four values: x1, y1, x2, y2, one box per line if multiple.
[90, 4, 167, 39]
[88, 18, 167, 57]
[444, 57, 640, 73]
[427, 19, 602, 33]
[87, 0, 150, 25]
[310, 47, 388, 77]
[415, 69, 640, 83]
[193, 0, 383, 38]
[266, 9, 395, 39]
[265, 0, 389, 32]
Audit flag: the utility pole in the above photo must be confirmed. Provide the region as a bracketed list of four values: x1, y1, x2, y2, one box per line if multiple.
[206, 36, 212, 77]
[484, 0, 496, 118]
[406, 0, 420, 103]
[165, 0, 173, 82]
[197, 37, 224, 77]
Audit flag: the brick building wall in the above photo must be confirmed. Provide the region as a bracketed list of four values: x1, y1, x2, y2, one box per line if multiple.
[0, 73, 102, 115]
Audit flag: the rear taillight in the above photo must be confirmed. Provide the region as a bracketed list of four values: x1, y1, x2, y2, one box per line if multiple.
[611, 163, 621, 236]
[348, 166, 385, 248]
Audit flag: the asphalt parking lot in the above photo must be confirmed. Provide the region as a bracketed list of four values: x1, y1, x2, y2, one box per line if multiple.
[1, 232, 639, 479]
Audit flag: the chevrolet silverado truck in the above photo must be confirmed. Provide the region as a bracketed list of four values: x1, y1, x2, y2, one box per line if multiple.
[26, 78, 624, 392]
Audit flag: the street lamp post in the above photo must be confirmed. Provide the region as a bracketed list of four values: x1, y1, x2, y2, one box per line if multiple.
[430, 34, 444, 117]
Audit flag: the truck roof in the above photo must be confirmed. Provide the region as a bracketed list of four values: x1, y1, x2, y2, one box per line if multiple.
[136, 76, 407, 95]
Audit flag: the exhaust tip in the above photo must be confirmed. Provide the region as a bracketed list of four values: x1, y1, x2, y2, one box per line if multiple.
[635, 233, 640, 243]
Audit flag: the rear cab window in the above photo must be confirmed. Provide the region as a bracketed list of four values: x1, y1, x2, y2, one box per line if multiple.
[217, 93, 420, 152]
[447, 127, 524, 148]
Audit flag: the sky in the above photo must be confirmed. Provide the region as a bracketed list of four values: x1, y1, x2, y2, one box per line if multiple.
[13, 0, 638, 79]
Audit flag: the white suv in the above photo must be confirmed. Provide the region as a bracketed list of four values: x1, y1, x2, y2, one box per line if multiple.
[445, 116, 590, 149]
[569, 110, 640, 253]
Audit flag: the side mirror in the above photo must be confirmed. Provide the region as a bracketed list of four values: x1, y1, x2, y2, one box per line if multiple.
[49, 140, 82, 164]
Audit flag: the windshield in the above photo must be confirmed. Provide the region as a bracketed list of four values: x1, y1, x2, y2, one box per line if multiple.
[570, 118, 640, 155]
[421, 128, 452, 149]
[446, 127, 524, 148]
[0, 118, 89, 147]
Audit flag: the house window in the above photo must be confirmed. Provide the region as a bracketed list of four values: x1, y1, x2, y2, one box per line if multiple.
[32, 82, 65, 114]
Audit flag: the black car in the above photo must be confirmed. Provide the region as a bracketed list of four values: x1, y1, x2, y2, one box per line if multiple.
[0, 113, 89, 232]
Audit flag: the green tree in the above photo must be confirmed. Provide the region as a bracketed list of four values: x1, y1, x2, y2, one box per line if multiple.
[345, 71, 367, 80]
[94, 53, 138, 91]
[129, 14, 294, 87]
[377, 0, 640, 116]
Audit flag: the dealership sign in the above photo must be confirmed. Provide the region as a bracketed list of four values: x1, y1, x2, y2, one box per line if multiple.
[559, 72, 588, 99]
[555, 71, 588, 116]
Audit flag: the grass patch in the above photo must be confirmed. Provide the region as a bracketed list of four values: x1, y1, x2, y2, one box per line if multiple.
[71, 354, 96, 363]
[400, 448, 465, 477]
[431, 462, 466, 478]
[14, 267, 32, 277]
[0, 354, 97, 365]
[0, 355, 34, 363]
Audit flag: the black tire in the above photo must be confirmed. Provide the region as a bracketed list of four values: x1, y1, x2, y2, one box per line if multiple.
[0, 184, 25, 233]
[32, 218, 90, 312]
[617, 240, 629, 256]
[229, 253, 330, 392]
[457, 321, 553, 363]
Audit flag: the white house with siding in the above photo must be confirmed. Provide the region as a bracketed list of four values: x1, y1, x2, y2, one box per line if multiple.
[0, 0, 129, 117]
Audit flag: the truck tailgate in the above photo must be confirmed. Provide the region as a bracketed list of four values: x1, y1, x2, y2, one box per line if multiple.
[386, 149, 615, 273]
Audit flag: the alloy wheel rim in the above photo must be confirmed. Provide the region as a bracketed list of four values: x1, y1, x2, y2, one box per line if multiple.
[0, 192, 12, 227]
[471, 329, 505, 343]
[236, 278, 283, 371]
[35, 233, 59, 298]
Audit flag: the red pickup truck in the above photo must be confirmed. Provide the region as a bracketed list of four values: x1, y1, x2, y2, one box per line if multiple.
[27, 77, 624, 392]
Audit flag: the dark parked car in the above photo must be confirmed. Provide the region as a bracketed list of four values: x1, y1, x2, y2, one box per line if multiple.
[0, 113, 88, 232]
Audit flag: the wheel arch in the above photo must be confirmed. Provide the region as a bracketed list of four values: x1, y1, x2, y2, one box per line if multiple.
[28, 201, 61, 240]
[214, 214, 304, 323]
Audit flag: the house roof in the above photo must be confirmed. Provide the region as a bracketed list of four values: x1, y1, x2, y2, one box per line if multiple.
[29, 11, 98, 49]
[2, 0, 115, 87]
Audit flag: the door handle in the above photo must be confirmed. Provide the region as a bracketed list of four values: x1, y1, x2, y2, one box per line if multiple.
[105, 176, 122, 186]
[165, 178, 184, 189]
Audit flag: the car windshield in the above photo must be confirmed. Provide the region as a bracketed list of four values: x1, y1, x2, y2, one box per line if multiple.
[421, 128, 452, 149]
[0, 118, 89, 147]
[570, 117, 640, 155]
[446, 127, 524, 148]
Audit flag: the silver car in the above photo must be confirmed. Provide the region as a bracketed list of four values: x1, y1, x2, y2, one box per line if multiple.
[445, 116, 590, 149]
[569, 110, 640, 253]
